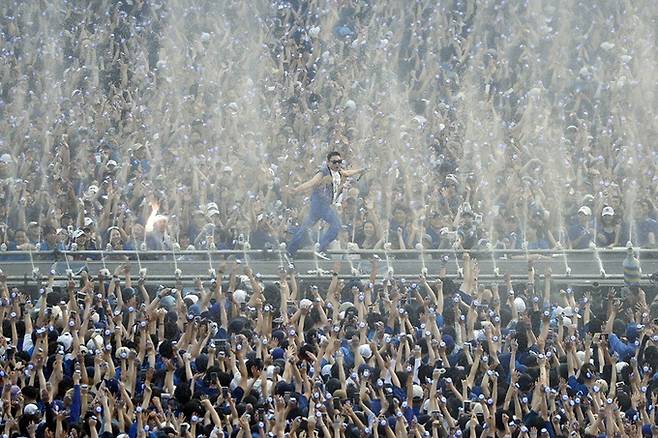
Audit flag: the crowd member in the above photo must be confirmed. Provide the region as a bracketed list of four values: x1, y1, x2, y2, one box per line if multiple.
[0, 1, 656, 257]
[0, 256, 656, 437]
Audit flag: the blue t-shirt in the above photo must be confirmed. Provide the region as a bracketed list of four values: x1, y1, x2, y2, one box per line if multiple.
[635, 218, 658, 246]
[568, 224, 592, 249]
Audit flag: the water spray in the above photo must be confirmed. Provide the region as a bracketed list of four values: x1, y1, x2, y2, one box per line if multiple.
[133, 236, 146, 281]
[450, 244, 463, 278]
[240, 233, 251, 267]
[346, 241, 360, 276]
[277, 242, 286, 269]
[383, 241, 394, 279]
[415, 242, 428, 277]
[206, 238, 216, 280]
[168, 237, 181, 280]
[590, 242, 607, 278]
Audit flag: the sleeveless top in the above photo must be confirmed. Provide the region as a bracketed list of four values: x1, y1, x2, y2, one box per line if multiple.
[311, 165, 339, 205]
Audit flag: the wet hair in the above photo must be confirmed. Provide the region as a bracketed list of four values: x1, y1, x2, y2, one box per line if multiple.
[327, 151, 341, 161]
[182, 399, 204, 421]
[174, 382, 191, 405]
[246, 357, 264, 378]
[262, 284, 282, 309]
[158, 340, 174, 359]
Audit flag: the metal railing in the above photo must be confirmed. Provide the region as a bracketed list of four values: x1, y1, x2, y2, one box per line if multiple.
[0, 247, 656, 287]
[0, 247, 657, 258]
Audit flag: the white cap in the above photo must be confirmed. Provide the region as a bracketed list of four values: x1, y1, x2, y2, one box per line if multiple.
[106, 159, 118, 168]
[184, 294, 199, 305]
[73, 229, 86, 239]
[514, 297, 526, 313]
[578, 206, 592, 216]
[602, 206, 614, 216]
[233, 289, 247, 304]
[299, 298, 313, 310]
[23, 403, 39, 416]
[86, 334, 103, 352]
[0, 153, 12, 164]
[412, 384, 423, 399]
[556, 306, 576, 317]
[57, 332, 72, 351]
[84, 217, 94, 227]
[51, 305, 63, 322]
[358, 344, 372, 359]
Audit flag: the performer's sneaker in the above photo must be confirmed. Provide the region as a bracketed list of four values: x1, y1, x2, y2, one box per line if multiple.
[314, 251, 330, 260]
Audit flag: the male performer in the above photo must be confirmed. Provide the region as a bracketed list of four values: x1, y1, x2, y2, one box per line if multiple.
[287, 151, 367, 258]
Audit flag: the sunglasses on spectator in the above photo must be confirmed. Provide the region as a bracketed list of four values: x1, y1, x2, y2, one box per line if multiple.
[330, 159, 342, 164]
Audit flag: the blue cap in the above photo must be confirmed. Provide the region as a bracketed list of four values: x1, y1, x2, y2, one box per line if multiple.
[626, 323, 643, 341]
[442, 334, 455, 353]
[272, 347, 285, 360]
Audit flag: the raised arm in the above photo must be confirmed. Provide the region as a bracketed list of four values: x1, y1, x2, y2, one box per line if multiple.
[289, 172, 322, 194]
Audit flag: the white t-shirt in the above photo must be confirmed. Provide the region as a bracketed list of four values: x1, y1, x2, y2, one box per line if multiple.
[331, 170, 341, 204]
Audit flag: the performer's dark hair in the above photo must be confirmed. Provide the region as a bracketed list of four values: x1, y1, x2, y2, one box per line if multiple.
[327, 151, 341, 161]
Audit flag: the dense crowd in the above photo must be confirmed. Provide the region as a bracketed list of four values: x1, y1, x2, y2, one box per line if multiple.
[0, 257, 658, 437]
[0, 0, 657, 258]
[1, 0, 658, 436]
